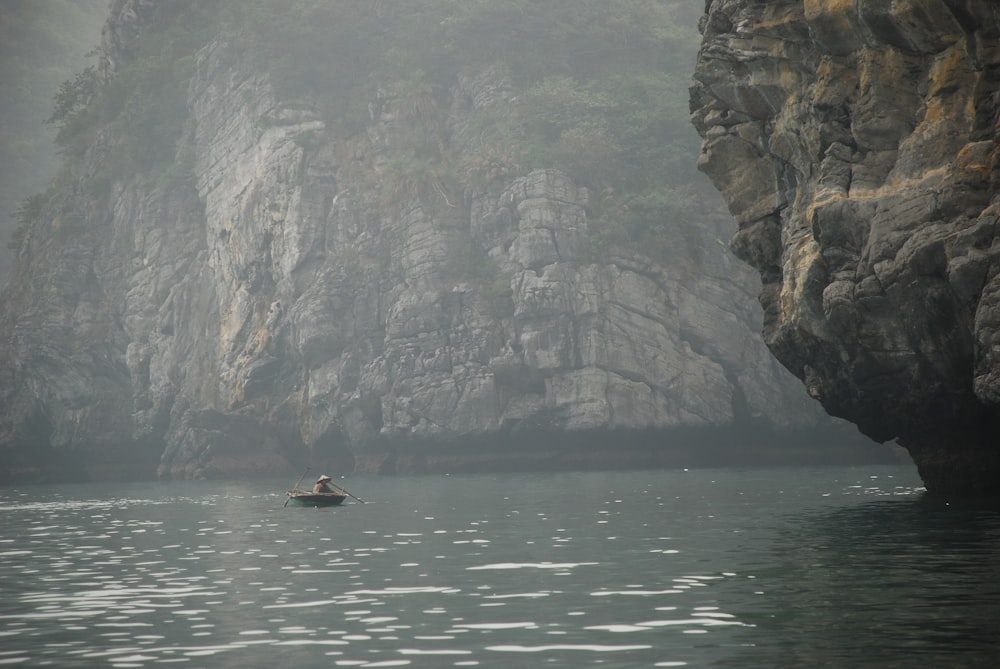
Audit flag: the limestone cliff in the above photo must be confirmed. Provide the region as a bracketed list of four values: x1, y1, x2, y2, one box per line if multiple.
[691, 0, 1000, 494]
[0, 0, 882, 482]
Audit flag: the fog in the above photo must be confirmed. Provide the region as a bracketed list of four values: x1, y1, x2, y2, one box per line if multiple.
[0, 0, 105, 277]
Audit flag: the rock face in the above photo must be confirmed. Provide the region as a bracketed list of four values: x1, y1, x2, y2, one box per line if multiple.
[0, 1, 883, 482]
[691, 0, 1000, 495]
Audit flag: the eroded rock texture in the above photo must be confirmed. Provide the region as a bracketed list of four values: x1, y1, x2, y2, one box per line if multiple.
[691, 0, 1000, 494]
[0, 0, 881, 482]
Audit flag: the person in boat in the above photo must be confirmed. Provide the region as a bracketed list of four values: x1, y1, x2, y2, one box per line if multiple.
[313, 474, 336, 493]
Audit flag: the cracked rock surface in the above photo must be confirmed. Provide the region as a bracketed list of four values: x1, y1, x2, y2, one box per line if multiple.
[691, 0, 1000, 494]
[0, 1, 876, 482]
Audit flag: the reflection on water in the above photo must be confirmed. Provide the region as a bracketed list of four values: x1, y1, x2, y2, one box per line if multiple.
[0, 467, 997, 667]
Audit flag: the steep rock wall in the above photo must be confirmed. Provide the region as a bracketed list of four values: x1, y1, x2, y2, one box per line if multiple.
[691, 0, 1000, 494]
[0, 2, 882, 482]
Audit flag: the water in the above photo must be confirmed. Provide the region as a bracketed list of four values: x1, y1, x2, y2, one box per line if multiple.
[2, 465, 999, 668]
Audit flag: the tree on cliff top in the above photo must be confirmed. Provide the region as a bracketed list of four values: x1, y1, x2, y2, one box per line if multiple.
[28, 0, 717, 264]
[234, 0, 712, 260]
[0, 0, 104, 276]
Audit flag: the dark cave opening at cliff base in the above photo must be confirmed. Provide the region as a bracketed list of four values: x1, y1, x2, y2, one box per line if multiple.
[349, 426, 905, 476]
[887, 402, 1000, 497]
[302, 426, 357, 481]
[902, 440, 1000, 498]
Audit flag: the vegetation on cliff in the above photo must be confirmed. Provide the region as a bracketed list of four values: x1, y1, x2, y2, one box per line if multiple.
[47, 1, 219, 177]
[0, 0, 105, 273]
[35, 0, 715, 264]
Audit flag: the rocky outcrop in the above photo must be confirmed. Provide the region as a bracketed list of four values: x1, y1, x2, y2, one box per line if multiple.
[691, 0, 1000, 495]
[0, 1, 886, 482]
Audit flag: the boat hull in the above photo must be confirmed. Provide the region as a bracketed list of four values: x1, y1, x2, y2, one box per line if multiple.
[286, 492, 347, 507]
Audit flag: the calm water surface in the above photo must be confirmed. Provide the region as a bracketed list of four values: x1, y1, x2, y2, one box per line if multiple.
[2, 465, 999, 668]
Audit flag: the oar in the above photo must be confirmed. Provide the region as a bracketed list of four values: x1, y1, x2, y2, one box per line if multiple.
[329, 480, 366, 504]
[283, 466, 311, 507]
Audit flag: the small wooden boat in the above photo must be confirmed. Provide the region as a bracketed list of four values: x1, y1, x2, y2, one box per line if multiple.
[285, 489, 347, 507]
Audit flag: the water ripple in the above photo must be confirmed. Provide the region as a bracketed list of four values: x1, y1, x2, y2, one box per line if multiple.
[486, 644, 654, 652]
[467, 561, 598, 570]
[3, 466, 996, 668]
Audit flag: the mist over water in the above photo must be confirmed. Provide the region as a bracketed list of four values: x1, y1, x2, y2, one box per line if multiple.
[2, 466, 999, 668]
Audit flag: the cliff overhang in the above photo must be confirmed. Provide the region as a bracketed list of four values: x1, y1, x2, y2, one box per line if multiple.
[690, 0, 1000, 495]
